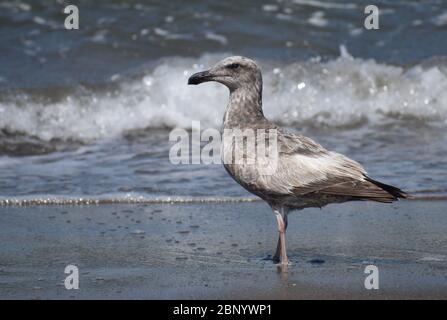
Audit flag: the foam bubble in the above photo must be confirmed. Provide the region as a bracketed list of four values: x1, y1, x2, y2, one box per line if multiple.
[292, 0, 357, 10]
[205, 32, 228, 45]
[308, 11, 328, 27]
[433, 11, 447, 26]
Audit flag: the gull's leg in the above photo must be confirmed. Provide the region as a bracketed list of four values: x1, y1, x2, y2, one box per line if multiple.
[273, 207, 289, 265]
[272, 236, 281, 263]
[272, 211, 288, 263]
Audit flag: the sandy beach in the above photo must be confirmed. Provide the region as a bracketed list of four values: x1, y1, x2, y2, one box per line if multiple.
[1, 199, 446, 299]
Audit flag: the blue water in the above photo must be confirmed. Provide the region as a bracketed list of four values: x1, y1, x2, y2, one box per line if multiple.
[0, 0, 446, 203]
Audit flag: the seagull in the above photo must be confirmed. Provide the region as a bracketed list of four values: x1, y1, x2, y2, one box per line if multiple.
[188, 56, 408, 266]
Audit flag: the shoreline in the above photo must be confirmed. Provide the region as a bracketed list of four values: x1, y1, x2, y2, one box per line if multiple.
[0, 195, 446, 207]
[1, 200, 447, 299]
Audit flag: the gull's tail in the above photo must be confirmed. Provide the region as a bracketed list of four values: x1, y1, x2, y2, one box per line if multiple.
[364, 176, 410, 201]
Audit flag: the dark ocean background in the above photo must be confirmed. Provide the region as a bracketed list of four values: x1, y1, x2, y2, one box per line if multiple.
[1, 0, 447, 203]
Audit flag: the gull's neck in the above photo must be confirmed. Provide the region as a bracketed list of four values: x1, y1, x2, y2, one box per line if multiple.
[223, 84, 265, 128]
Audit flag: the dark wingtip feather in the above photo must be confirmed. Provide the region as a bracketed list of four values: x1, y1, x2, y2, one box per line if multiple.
[364, 176, 409, 200]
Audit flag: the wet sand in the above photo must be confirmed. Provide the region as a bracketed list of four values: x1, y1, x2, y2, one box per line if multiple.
[1, 200, 447, 299]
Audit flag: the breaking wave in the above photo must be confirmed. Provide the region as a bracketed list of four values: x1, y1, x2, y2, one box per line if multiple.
[1, 47, 447, 144]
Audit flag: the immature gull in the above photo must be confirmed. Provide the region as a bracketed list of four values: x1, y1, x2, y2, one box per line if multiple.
[188, 56, 408, 266]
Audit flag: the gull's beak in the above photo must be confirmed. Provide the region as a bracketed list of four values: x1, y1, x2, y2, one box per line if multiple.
[188, 70, 213, 85]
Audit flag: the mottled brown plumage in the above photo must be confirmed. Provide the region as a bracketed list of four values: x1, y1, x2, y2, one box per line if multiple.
[188, 56, 408, 266]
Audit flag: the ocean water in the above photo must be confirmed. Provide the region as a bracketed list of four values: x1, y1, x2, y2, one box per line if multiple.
[1, 0, 447, 204]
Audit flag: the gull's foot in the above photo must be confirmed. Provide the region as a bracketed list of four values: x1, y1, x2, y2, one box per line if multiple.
[273, 256, 291, 266]
[262, 254, 283, 264]
[276, 259, 291, 273]
[281, 258, 291, 266]
[266, 250, 290, 265]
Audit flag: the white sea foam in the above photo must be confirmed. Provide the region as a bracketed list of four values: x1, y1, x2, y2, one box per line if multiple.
[1, 48, 447, 142]
[308, 11, 328, 27]
[292, 0, 357, 10]
[433, 11, 447, 26]
[204, 32, 228, 45]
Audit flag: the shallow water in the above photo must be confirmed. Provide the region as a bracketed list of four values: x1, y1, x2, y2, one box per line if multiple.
[1, 201, 447, 298]
[0, 0, 446, 202]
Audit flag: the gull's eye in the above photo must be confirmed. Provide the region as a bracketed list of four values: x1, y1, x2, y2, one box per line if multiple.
[227, 63, 240, 70]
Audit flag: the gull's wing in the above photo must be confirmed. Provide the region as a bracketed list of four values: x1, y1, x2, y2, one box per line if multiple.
[277, 131, 328, 155]
[256, 131, 407, 203]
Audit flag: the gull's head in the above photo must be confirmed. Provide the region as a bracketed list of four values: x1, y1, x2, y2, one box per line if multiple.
[188, 56, 262, 91]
